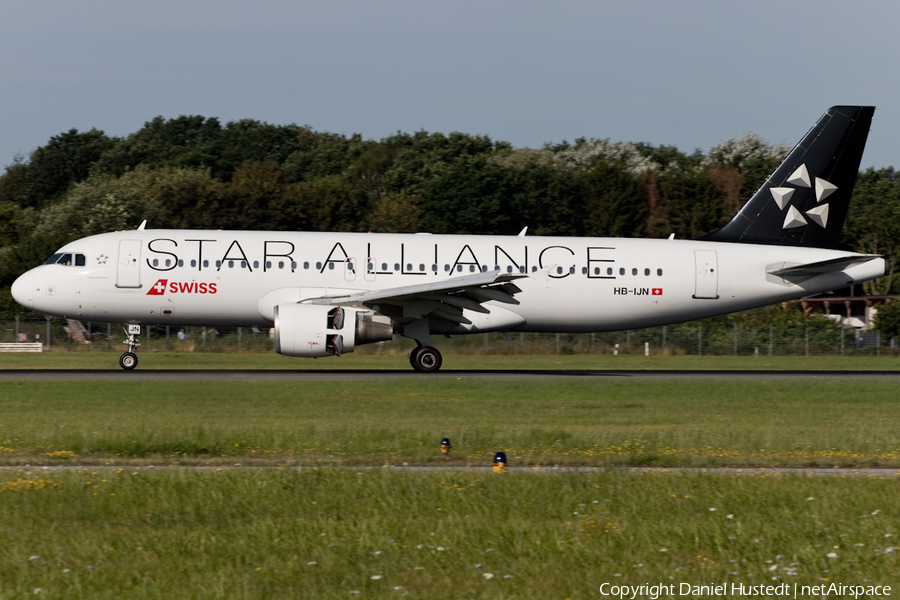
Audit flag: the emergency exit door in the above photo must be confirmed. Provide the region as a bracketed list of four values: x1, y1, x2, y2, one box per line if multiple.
[693, 250, 719, 299]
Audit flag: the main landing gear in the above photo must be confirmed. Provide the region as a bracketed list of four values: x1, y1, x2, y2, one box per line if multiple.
[120, 324, 141, 370]
[409, 345, 442, 373]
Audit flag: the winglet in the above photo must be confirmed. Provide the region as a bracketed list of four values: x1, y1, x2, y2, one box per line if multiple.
[518, 227, 528, 237]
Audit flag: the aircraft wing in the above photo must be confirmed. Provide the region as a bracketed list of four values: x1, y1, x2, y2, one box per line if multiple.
[303, 271, 527, 324]
[767, 255, 882, 277]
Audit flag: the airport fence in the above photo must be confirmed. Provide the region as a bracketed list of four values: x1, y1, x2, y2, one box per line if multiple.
[0, 314, 895, 357]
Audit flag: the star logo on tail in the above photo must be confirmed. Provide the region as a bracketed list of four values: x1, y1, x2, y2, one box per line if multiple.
[770, 163, 836, 230]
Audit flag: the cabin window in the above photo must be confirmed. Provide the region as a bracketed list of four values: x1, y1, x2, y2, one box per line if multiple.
[407, 263, 412, 271]
[265, 261, 272, 269]
[520, 266, 526, 273]
[177, 259, 184, 267]
[215, 260, 221, 268]
[569, 267, 575, 274]
[468, 265, 475, 272]
[619, 268, 625, 275]
[444, 264, 450, 272]
[228, 261, 235, 268]
[291, 262, 297, 270]
[382, 263, 388, 271]
[632, 268, 638, 276]
[594, 267, 600, 275]
[302, 262, 309, 269]
[657, 268, 663, 276]
[432, 264, 438, 272]
[419, 264, 425, 271]
[165, 259, 171, 267]
[644, 268, 650, 276]
[253, 261, 259, 269]
[152, 259, 158, 267]
[531, 266, 538, 272]
[316, 262, 322, 270]
[456, 265, 463, 272]
[394, 263, 400, 271]
[75, 254, 86, 266]
[507, 266, 513, 273]
[278, 261, 284, 269]
[203, 260, 209, 268]
[556, 267, 563, 274]
[328, 263, 335, 270]
[191, 260, 197, 268]
[582, 267, 588, 274]
[607, 267, 613, 275]
[240, 261, 246, 269]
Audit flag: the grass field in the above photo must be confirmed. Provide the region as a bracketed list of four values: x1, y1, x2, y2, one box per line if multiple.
[1, 468, 898, 599]
[1, 378, 899, 468]
[1, 350, 900, 370]
[3, 366, 899, 597]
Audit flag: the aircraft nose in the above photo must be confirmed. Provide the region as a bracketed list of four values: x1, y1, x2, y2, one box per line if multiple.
[11, 272, 33, 310]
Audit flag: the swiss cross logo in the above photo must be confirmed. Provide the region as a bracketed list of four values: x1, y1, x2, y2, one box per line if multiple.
[147, 279, 168, 295]
[652, 288, 663, 296]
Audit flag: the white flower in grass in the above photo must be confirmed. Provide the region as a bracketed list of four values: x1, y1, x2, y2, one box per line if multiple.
[371, 575, 382, 580]
[307, 561, 317, 565]
[33, 589, 42, 595]
[726, 514, 734, 519]
[826, 553, 837, 559]
[483, 573, 494, 579]
[872, 510, 881, 516]
[659, 548, 667, 552]
[62, 569, 70, 574]
[709, 508, 717, 512]
[807, 497, 815, 501]
[349, 591, 360, 595]
[374, 551, 382, 555]
[28, 556, 39, 561]
[504, 575, 513, 579]
[437, 547, 445, 551]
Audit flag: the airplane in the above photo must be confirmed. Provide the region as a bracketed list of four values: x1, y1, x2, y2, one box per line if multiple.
[10, 106, 886, 372]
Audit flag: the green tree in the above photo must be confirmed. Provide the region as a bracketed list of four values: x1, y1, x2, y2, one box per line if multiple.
[23, 128, 115, 208]
[843, 168, 900, 294]
[874, 299, 900, 340]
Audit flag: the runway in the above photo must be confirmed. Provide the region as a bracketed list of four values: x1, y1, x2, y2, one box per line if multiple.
[2, 368, 900, 381]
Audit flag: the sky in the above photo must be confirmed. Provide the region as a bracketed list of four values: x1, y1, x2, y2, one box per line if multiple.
[2, 0, 899, 170]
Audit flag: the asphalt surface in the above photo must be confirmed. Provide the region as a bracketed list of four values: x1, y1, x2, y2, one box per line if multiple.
[2, 369, 900, 381]
[3, 464, 900, 476]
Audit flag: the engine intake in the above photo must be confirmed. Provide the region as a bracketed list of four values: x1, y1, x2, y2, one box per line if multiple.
[273, 304, 392, 358]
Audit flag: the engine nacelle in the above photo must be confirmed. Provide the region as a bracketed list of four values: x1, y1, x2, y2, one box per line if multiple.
[273, 304, 393, 358]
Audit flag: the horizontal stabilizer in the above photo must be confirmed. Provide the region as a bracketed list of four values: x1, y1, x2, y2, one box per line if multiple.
[767, 255, 882, 277]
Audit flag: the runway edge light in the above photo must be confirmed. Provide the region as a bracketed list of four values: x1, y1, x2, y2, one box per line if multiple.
[493, 451, 507, 473]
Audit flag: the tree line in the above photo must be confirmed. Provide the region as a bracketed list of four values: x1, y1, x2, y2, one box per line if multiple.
[1, 115, 898, 314]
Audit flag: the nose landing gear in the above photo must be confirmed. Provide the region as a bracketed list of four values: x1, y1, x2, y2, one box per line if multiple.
[120, 324, 141, 370]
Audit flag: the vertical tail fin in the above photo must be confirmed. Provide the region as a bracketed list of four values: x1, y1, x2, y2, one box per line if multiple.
[702, 105, 874, 249]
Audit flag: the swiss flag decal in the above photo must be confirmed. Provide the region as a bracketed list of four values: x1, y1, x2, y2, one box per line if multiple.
[146, 279, 168, 295]
[652, 288, 663, 295]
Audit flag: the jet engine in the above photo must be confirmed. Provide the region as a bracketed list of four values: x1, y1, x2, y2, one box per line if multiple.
[273, 304, 393, 358]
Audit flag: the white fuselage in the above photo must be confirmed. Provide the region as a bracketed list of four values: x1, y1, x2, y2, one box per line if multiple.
[11, 230, 886, 334]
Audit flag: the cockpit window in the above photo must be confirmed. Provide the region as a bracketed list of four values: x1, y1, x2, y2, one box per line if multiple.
[44, 252, 85, 266]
